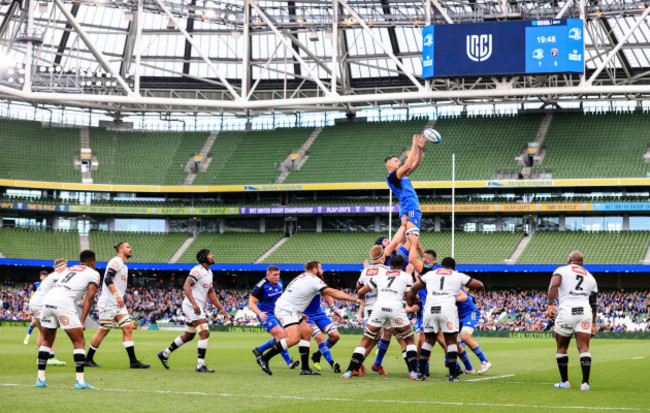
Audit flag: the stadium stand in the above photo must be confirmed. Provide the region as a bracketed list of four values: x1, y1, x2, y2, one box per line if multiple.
[283, 120, 427, 183]
[88, 231, 188, 263]
[264, 231, 523, 264]
[89, 129, 207, 185]
[177, 232, 284, 263]
[0, 119, 81, 182]
[0, 227, 79, 260]
[532, 112, 650, 178]
[516, 230, 650, 264]
[416, 114, 543, 180]
[192, 127, 313, 185]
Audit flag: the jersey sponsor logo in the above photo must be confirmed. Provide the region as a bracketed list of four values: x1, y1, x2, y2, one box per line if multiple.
[395, 318, 404, 325]
[436, 269, 453, 276]
[381, 307, 393, 312]
[110, 261, 120, 270]
[366, 268, 379, 276]
[572, 266, 587, 276]
[386, 271, 401, 277]
[59, 316, 70, 326]
[202, 283, 211, 289]
[581, 321, 591, 330]
[121, 276, 127, 282]
[68, 265, 85, 272]
[447, 321, 454, 330]
[431, 306, 441, 314]
[190, 269, 200, 277]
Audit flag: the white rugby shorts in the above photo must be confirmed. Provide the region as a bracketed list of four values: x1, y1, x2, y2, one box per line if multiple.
[554, 305, 593, 337]
[423, 304, 459, 334]
[39, 301, 83, 330]
[182, 301, 207, 323]
[366, 303, 410, 329]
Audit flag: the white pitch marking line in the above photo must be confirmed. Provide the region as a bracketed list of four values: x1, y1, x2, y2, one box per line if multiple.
[2, 382, 649, 411]
[631, 357, 645, 360]
[464, 374, 516, 382]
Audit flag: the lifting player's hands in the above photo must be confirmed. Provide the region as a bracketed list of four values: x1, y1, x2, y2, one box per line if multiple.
[546, 304, 556, 317]
[258, 311, 268, 322]
[414, 133, 426, 149]
[401, 215, 408, 226]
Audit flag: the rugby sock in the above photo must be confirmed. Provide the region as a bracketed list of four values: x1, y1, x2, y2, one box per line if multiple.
[402, 350, 410, 371]
[123, 341, 137, 363]
[163, 336, 184, 358]
[406, 345, 418, 373]
[418, 343, 432, 375]
[86, 344, 98, 361]
[580, 352, 591, 384]
[346, 347, 366, 373]
[37, 346, 50, 380]
[197, 339, 208, 368]
[27, 324, 35, 335]
[472, 345, 488, 363]
[556, 354, 569, 383]
[298, 340, 311, 370]
[374, 339, 390, 367]
[258, 338, 276, 353]
[444, 355, 462, 371]
[326, 338, 336, 349]
[313, 338, 337, 363]
[73, 349, 85, 383]
[459, 347, 473, 371]
[261, 339, 287, 362]
[281, 350, 292, 365]
[446, 344, 458, 377]
[48, 348, 55, 360]
[318, 342, 334, 364]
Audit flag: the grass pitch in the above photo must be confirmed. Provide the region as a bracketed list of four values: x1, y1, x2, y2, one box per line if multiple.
[1, 327, 649, 412]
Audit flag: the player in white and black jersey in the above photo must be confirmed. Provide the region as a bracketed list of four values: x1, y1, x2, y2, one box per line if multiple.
[342, 254, 419, 380]
[36, 250, 100, 389]
[27, 259, 68, 366]
[85, 242, 149, 369]
[255, 260, 360, 376]
[410, 257, 484, 381]
[547, 251, 598, 391]
[157, 249, 230, 372]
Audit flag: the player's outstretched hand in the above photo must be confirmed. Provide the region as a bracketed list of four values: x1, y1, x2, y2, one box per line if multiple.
[416, 134, 426, 149]
[258, 312, 268, 322]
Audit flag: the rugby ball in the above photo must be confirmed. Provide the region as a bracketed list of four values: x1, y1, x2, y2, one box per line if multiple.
[423, 128, 441, 144]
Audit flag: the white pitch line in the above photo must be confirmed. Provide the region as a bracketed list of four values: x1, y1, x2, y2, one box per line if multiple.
[1, 382, 649, 411]
[464, 374, 516, 382]
[631, 357, 645, 360]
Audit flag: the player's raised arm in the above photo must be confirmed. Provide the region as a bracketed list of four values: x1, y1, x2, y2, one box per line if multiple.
[396, 134, 420, 178]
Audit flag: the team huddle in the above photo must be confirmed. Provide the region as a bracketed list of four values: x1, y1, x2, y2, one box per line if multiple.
[25, 135, 599, 390]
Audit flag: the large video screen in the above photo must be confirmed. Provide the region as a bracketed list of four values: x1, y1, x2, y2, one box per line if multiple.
[422, 19, 584, 78]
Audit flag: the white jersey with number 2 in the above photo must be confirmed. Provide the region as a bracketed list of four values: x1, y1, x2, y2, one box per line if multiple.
[554, 264, 598, 308]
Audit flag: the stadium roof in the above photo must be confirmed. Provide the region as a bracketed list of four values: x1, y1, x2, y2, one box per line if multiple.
[1, 0, 650, 115]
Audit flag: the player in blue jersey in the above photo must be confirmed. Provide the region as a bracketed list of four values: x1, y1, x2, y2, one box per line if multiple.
[249, 265, 299, 369]
[457, 286, 491, 374]
[305, 294, 343, 373]
[24, 270, 48, 345]
[384, 133, 426, 244]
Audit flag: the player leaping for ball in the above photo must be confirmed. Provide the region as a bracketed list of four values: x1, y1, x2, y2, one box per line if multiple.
[384, 133, 426, 246]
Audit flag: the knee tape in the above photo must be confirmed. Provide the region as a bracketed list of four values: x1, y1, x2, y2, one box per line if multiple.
[394, 325, 414, 340]
[185, 324, 197, 333]
[117, 316, 132, 328]
[99, 320, 113, 330]
[363, 326, 382, 341]
[405, 228, 420, 238]
[310, 326, 323, 338]
[324, 324, 338, 334]
[196, 323, 209, 333]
